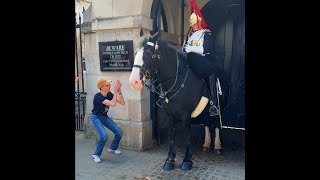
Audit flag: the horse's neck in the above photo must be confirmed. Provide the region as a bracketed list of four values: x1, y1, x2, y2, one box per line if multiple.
[158, 50, 187, 90]
[158, 60, 176, 86]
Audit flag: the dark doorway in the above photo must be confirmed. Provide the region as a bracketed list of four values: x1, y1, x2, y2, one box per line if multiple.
[201, 0, 245, 128]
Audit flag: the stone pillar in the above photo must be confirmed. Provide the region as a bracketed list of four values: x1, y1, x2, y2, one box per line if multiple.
[82, 0, 154, 151]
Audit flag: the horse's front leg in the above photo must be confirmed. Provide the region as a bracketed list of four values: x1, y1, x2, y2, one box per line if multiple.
[163, 126, 176, 171]
[180, 122, 193, 171]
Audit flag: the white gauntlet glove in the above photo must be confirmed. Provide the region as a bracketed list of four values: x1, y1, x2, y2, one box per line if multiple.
[184, 45, 204, 55]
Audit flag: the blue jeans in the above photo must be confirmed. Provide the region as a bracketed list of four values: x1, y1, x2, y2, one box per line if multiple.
[91, 114, 123, 156]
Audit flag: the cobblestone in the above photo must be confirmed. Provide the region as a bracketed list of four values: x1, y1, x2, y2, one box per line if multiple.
[76, 131, 245, 180]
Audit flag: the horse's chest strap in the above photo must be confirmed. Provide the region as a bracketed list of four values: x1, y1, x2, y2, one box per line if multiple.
[159, 69, 189, 104]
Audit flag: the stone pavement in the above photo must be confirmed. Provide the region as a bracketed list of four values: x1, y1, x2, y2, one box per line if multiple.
[76, 131, 245, 180]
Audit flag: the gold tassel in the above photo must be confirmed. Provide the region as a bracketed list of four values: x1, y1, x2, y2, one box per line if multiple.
[155, 41, 159, 50]
[165, 98, 169, 103]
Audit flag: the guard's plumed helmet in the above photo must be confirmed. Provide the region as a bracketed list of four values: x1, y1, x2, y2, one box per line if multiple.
[189, 0, 207, 28]
[190, 12, 201, 26]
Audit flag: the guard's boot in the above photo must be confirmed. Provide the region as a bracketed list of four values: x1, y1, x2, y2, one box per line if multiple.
[204, 77, 219, 116]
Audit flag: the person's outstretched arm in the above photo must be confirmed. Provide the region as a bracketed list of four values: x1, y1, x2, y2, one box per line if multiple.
[116, 80, 125, 105]
[102, 85, 119, 107]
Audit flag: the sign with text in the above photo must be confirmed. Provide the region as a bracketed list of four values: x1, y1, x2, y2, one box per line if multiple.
[98, 41, 134, 71]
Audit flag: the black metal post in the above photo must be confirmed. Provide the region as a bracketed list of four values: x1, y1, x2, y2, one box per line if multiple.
[75, 12, 81, 130]
[79, 11, 86, 130]
[181, 0, 184, 46]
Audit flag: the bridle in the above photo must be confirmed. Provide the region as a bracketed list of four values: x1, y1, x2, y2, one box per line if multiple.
[133, 40, 161, 87]
[133, 38, 189, 107]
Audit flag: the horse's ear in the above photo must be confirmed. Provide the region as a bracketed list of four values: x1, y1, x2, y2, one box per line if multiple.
[150, 31, 159, 42]
[140, 29, 144, 37]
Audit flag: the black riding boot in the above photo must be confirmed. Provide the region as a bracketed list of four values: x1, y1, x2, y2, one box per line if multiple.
[204, 77, 219, 116]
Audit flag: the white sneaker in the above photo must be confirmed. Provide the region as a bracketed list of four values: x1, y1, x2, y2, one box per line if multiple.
[108, 148, 121, 155]
[92, 154, 101, 163]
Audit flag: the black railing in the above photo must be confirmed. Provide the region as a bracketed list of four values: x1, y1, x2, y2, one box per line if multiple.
[75, 10, 86, 131]
[75, 92, 87, 130]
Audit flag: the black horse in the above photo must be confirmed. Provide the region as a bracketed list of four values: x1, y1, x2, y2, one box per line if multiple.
[129, 34, 221, 171]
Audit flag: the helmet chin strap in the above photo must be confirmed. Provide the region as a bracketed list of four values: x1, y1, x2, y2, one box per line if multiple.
[193, 23, 203, 31]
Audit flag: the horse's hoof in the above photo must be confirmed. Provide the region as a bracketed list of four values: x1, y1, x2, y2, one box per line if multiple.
[202, 146, 210, 153]
[214, 148, 223, 155]
[163, 161, 175, 171]
[180, 161, 193, 171]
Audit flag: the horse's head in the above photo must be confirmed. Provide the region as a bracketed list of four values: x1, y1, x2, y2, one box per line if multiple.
[129, 33, 161, 90]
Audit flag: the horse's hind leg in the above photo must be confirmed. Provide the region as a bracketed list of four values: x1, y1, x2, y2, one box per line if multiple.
[180, 123, 193, 171]
[202, 112, 212, 152]
[214, 127, 223, 155]
[163, 127, 176, 171]
[202, 125, 211, 153]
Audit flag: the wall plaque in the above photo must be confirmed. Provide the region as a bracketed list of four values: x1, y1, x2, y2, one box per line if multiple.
[98, 40, 134, 71]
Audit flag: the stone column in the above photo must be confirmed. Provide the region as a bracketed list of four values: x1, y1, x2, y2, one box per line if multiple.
[82, 0, 154, 151]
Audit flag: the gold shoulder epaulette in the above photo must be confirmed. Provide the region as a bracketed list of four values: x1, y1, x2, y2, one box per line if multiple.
[205, 29, 211, 32]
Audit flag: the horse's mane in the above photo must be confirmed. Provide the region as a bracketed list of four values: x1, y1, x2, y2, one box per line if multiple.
[136, 34, 185, 68]
[137, 34, 179, 53]
[157, 40, 187, 68]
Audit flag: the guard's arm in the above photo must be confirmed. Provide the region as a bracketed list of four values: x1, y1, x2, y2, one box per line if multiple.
[184, 45, 204, 55]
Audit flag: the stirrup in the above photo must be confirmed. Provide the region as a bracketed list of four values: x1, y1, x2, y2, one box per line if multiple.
[209, 105, 219, 116]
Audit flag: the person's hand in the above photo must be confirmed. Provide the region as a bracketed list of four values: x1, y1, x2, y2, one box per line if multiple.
[117, 80, 122, 90]
[114, 86, 120, 93]
[184, 45, 192, 53]
[184, 45, 204, 55]
[114, 80, 122, 93]
[114, 82, 120, 92]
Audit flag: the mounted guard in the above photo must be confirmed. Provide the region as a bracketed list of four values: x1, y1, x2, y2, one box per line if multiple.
[183, 0, 219, 117]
